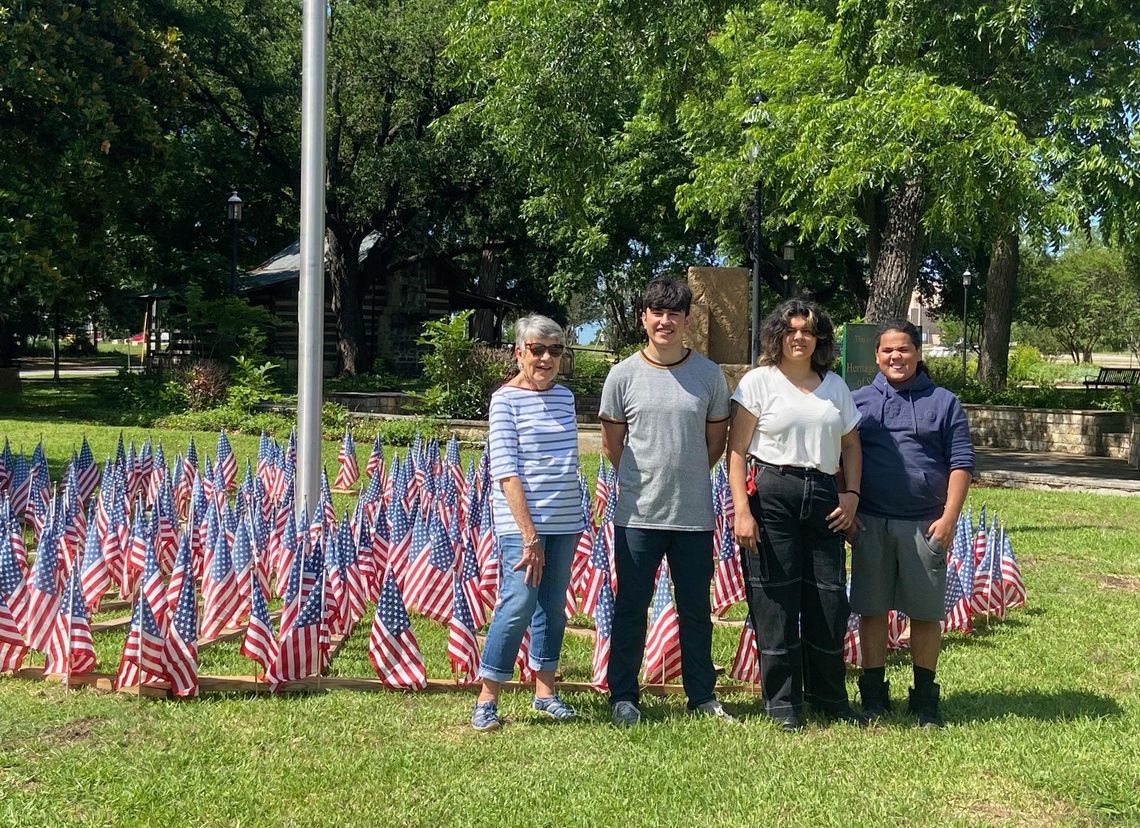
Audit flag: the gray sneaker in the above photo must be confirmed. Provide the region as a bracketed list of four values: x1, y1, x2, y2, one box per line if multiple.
[611, 700, 641, 726]
[690, 699, 738, 723]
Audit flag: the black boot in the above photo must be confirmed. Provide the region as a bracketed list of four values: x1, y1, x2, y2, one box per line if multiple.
[908, 682, 942, 729]
[858, 674, 892, 721]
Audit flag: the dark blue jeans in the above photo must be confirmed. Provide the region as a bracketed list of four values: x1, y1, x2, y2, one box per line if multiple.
[741, 463, 851, 720]
[608, 526, 716, 709]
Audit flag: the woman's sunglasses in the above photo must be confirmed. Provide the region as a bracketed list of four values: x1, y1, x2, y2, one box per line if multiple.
[523, 343, 566, 358]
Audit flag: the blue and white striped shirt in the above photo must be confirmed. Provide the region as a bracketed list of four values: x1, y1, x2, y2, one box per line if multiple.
[488, 384, 585, 536]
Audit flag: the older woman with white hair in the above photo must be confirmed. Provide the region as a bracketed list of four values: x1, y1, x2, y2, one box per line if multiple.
[471, 313, 585, 732]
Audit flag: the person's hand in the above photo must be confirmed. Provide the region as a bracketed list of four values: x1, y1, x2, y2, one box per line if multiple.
[827, 492, 859, 533]
[926, 514, 957, 551]
[734, 511, 760, 552]
[514, 539, 545, 587]
[845, 514, 865, 542]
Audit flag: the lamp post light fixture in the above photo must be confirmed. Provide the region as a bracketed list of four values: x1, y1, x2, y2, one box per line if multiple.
[961, 268, 972, 381]
[781, 239, 795, 298]
[227, 191, 243, 294]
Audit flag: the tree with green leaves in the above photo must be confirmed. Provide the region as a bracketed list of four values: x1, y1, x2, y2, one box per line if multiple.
[0, 0, 192, 364]
[1017, 242, 1140, 364]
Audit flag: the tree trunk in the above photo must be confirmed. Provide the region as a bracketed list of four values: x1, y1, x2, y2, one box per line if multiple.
[326, 224, 371, 376]
[977, 228, 1019, 390]
[471, 244, 499, 343]
[863, 178, 926, 323]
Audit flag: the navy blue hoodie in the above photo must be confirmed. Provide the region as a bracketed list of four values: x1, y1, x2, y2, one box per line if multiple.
[852, 371, 974, 521]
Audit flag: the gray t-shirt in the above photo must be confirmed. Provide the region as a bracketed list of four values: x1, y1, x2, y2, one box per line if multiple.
[599, 349, 730, 531]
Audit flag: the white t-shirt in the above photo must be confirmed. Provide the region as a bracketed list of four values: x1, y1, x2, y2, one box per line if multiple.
[731, 365, 860, 474]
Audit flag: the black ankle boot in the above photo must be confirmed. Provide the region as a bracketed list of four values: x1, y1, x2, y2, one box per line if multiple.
[858, 675, 892, 720]
[908, 682, 942, 729]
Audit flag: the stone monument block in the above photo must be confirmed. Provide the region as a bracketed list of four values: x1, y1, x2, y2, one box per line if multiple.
[720, 363, 751, 396]
[687, 266, 750, 365]
[682, 303, 710, 356]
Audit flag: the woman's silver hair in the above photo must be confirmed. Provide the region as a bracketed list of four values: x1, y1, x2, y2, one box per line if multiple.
[513, 313, 565, 349]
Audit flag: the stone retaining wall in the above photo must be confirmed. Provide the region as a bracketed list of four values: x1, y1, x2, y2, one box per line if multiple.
[326, 388, 1136, 461]
[963, 405, 1137, 459]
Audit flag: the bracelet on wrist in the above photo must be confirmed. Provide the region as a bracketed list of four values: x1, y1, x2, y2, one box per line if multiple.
[841, 490, 861, 498]
[522, 535, 541, 548]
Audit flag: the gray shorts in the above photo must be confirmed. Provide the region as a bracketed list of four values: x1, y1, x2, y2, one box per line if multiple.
[849, 513, 947, 621]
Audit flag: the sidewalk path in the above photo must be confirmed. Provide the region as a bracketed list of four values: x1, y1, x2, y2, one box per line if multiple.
[974, 448, 1140, 497]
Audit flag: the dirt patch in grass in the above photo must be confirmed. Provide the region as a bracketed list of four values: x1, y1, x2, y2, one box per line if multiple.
[40, 716, 107, 746]
[1093, 574, 1140, 592]
[949, 783, 1098, 827]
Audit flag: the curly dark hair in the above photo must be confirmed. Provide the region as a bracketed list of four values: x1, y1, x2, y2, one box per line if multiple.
[758, 298, 837, 377]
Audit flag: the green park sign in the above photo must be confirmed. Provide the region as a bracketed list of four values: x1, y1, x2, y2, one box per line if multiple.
[841, 323, 880, 390]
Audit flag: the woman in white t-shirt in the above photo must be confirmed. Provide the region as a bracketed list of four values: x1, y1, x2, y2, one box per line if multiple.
[726, 299, 864, 730]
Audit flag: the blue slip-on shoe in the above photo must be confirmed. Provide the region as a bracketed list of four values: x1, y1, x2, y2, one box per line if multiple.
[471, 700, 502, 732]
[532, 694, 576, 721]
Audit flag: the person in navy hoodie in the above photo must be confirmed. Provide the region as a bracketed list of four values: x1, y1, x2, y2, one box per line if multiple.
[849, 319, 974, 728]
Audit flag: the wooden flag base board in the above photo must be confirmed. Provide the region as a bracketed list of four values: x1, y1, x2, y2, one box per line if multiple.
[4, 666, 759, 699]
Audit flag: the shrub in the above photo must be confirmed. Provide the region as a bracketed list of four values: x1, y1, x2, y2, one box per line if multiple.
[227, 355, 281, 412]
[183, 360, 230, 411]
[418, 311, 514, 419]
[108, 368, 188, 425]
[564, 349, 613, 396]
[1007, 344, 1046, 385]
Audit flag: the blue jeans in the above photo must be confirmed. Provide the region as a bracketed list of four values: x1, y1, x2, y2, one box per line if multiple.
[477, 532, 578, 683]
[607, 527, 716, 708]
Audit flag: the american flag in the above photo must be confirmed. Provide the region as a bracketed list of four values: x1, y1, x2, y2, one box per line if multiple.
[367, 570, 427, 690]
[841, 610, 863, 666]
[0, 592, 28, 672]
[887, 609, 909, 650]
[579, 525, 611, 617]
[447, 575, 480, 684]
[712, 517, 746, 616]
[642, 564, 682, 684]
[364, 434, 384, 485]
[333, 427, 360, 492]
[999, 526, 1026, 609]
[590, 575, 614, 690]
[114, 543, 168, 690]
[216, 431, 237, 493]
[241, 567, 278, 677]
[6, 453, 32, 523]
[201, 513, 241, 641]
[269, 565, 327, 688]
[971, 525, 1006, 619]
[459, 534, 491, 629]
[941, 521, 973, 633]
[183, 436, 198, 487]
[729, 616, 761, 682]
[403, 510, 455, 623]
[515, 626, 536, 683]
[24, 520, 61, 652]
[164, 535, 199, 696]
[0, 513, 28, 634]
[75, 436, 99, 502]
[43, 564, 96, 676]
[80, 501, 111, 612]
[385, 495, 413, 589]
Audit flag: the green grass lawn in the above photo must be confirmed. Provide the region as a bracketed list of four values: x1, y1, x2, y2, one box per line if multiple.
[1, 409, 1139, 825]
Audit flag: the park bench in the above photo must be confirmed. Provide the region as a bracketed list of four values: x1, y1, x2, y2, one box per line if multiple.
[1083, 367, 1140, 389]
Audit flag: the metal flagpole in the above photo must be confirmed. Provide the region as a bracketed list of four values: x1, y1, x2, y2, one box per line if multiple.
[296, 0, 328, 517]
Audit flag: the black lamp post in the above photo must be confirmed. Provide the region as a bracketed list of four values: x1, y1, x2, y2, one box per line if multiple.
[744, 92, 769, 365]
[781, 239, 796, 298]
[227, 191, 243, 294]
[961, 268, 972, 381]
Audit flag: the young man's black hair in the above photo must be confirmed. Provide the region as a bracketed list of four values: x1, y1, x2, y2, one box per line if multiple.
[641, 278, 692, 314]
